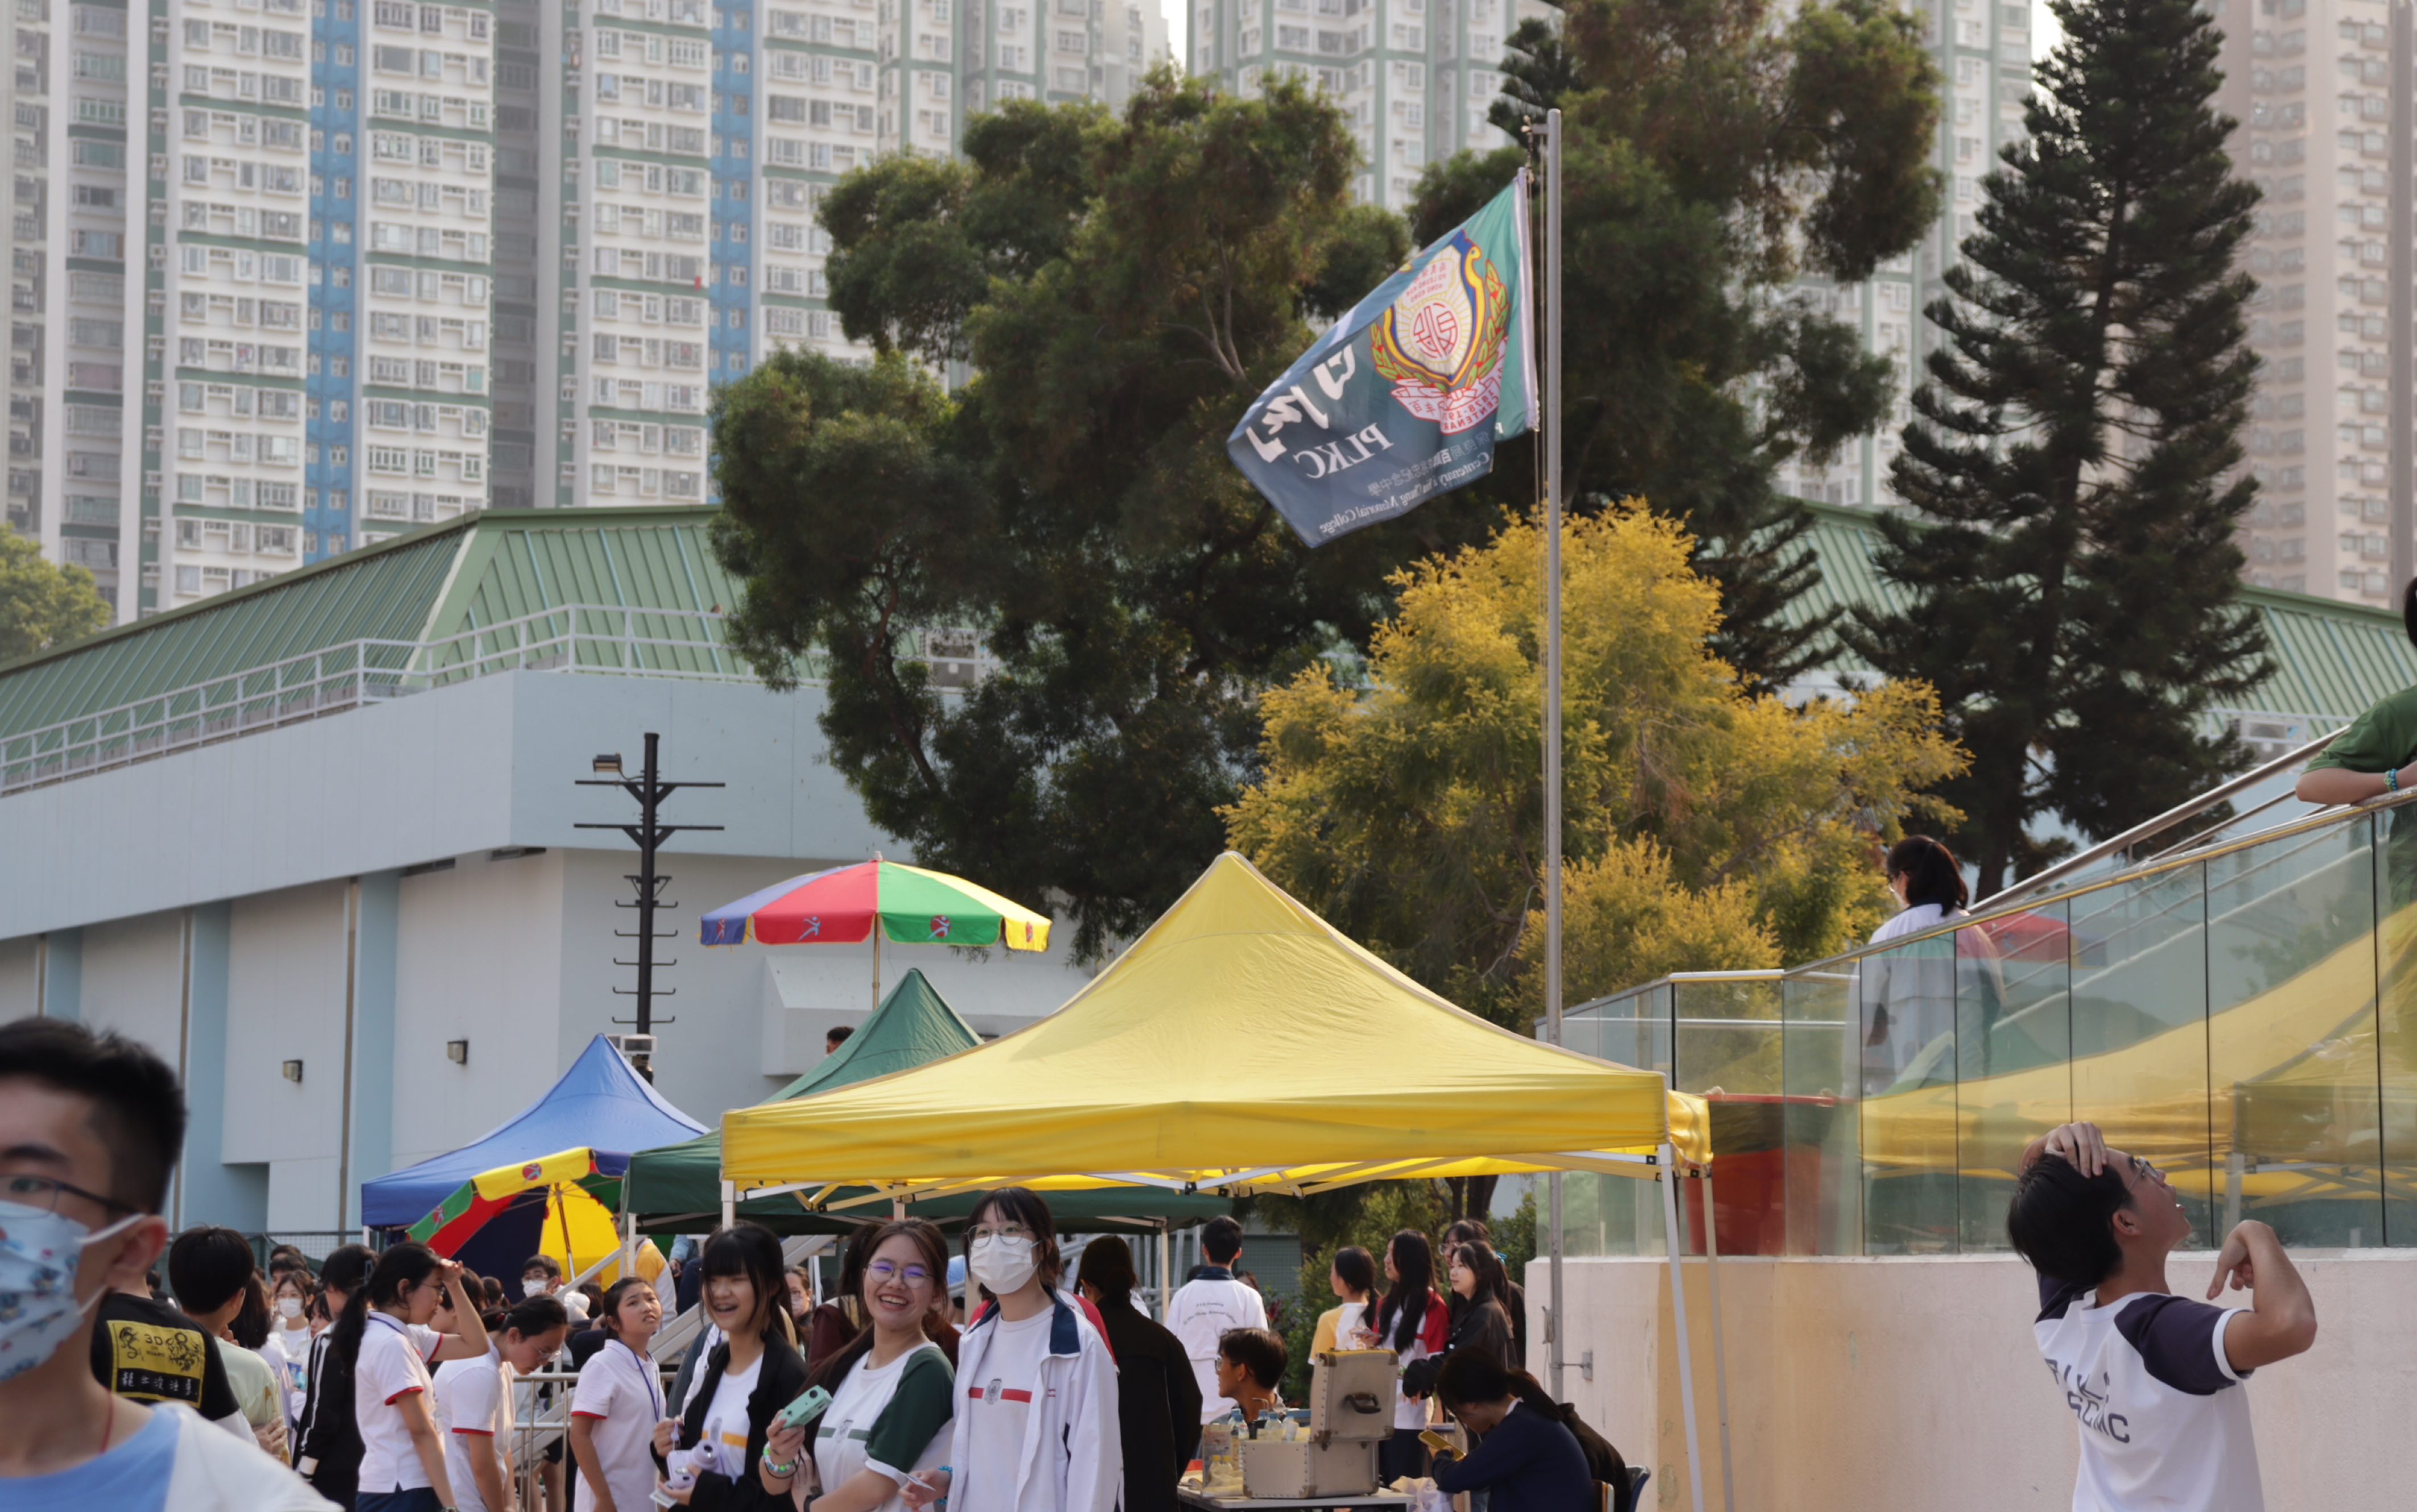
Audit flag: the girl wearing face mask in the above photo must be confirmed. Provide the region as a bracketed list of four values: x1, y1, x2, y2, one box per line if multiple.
[758, 1219, 955, 1511]
[332, 1240, 494, 1512]
[261, 1269, 316, 1427]
[654, 1222, 810, 1510]
[899, 1188, 1120, 1512]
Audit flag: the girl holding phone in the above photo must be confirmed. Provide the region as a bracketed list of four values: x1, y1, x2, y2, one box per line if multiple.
[758, 1218, 955, 1510]
[657, 1222, 811, 1510]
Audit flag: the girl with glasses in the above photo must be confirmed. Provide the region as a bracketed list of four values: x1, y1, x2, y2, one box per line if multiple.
[760, 1218, 955, 1511]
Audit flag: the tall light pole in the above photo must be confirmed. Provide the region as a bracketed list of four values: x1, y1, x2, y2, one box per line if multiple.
[576, 731, 722, 1079]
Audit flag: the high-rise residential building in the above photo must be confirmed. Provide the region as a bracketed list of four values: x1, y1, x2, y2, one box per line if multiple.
[1781, 0, 2035, 511]
[2218, 0, 2408, 608]
[6, 0, 1165, 619]
[1187, 0, 1545, 213]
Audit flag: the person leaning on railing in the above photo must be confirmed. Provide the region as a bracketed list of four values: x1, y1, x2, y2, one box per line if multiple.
[2298, 579, 2417, 806]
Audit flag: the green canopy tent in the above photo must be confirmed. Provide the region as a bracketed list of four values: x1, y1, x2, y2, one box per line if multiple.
[624, 968, 1227, 1234]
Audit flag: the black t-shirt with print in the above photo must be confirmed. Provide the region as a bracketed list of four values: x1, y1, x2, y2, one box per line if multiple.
[90, 1291, 242, 1422]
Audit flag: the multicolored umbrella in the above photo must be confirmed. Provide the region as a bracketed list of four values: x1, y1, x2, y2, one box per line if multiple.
[409, 1146, 665, 1287]
[700, 859, 1050, 950]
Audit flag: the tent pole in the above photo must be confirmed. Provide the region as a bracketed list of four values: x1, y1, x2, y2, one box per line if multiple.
[1158, 1221, 1173, 1323]
[620, 1204, 636, 1282]
[1700, 1169, 1734, 1512]
[720, 1179, 736, 1230]
[1659, 1144, 1706, 1512]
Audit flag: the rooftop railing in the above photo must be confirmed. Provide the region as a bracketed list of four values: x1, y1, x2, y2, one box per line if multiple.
[0, 605, 996, 796]
[1558, 788, 2417, 1260]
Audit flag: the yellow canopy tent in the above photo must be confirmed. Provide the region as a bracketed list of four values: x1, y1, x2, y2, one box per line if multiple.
[721, 852, 1708, 1204]
[721, 852, 1721, 1505]
[720, 851, 1722, 1512]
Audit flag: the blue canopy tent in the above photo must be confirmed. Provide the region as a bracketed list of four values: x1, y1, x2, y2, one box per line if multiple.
[362, 1035, 708, 1277]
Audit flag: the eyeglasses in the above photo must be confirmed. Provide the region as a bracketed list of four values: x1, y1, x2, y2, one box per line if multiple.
[968, 1224, 1034, 1244]
[0, 1171, 137, 1218]
[2129, 1154, 2166, 1185]
[866, 1261, 933, 1286]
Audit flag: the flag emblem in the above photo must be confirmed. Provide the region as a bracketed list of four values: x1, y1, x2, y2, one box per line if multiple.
[1372, 229, 1511, 436]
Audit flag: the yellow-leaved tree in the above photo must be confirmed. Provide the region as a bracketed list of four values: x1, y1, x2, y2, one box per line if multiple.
[1224, 505, 1967, 1029]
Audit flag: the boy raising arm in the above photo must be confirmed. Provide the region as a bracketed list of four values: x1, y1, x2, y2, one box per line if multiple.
[2011, 1122, 2317, 1512]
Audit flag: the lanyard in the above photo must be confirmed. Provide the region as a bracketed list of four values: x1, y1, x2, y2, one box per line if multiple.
[614, 1338, 664, 1423]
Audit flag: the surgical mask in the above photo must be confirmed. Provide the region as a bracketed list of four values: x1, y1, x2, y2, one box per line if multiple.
[0, 1199, 142, 1385]
[967, 1233, 1038, 1296]
[278, 1296, 305, 1321]
[523, 1278, 548, 1299]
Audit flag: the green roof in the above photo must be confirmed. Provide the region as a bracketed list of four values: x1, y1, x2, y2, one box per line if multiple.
[0, 506, 745, 742]
[1793, 501, 2417, 730]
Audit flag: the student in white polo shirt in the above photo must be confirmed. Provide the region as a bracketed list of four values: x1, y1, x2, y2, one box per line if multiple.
[2010, 1122, 2319, 1512]
[437, 1294, 571, 1512]
[568, 1276, 667, 1512]
[332, 1242, 493, 1512]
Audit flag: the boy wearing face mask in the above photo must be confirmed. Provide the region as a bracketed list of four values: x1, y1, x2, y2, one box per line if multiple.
[0, 1017, 334, 1509]
[900, 1188, 1120, 1512]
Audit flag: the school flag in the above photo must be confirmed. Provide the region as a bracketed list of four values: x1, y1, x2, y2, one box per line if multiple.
[1227, 171, 1537, 547]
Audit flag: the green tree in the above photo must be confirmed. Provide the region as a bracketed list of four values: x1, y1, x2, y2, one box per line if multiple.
[1415, 0, 1945, 685]
[713, 76, 1503, 959]
[1845, 0, 2267, 894]
[1224, 506, 1966, 1027]
[0, 525, 110, 662]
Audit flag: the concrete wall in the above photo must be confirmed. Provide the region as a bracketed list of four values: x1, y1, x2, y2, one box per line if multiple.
[1537, 1250, 2417, 1512]
[0, 669, 879, 940]
[0, 665, 1112, 1236]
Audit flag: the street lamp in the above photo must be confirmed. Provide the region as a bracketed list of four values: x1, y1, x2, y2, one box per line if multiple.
[575, 731, 722, 1079]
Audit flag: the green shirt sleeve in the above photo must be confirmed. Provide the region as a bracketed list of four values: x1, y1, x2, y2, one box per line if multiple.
[863, 1347, 955, 1474]
[2305, 688, 2417, 773]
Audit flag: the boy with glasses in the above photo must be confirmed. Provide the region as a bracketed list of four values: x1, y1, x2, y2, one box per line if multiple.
[0, 1015, 331, 1507]
[2010, 1122, 2319, 1512]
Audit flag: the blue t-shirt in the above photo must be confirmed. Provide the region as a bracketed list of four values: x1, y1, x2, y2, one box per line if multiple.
[0, 1401, 175, 1512]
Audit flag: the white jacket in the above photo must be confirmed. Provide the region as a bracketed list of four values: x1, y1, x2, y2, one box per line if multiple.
[158, 1402, 337, 1510]
[946, 1288, 1121, 1512]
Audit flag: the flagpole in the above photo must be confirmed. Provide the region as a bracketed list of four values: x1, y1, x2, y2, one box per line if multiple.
[1541, 105, 1567, 1406]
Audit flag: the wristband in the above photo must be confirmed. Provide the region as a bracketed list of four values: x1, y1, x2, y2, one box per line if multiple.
[2390, 767, 2401, 794]
[764, 1457, 799, 1479]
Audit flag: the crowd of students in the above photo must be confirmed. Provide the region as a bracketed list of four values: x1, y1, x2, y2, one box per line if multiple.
[11, 977, 2337, 1512]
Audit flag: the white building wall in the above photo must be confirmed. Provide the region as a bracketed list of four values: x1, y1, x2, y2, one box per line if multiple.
[76, 910, 184, 1058]
[221, 882, 350, 1221]
[1540, 1250, 2417, 1512]
[389, 845, 569, 1172]
[0, 667, 1103, 1234]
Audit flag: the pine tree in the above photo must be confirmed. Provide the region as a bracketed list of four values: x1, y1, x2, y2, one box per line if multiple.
[1846, 0, 2271, 895]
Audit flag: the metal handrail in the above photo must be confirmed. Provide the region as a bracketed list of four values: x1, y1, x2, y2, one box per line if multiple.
[1976, 731, 2342, 910]
[0, 605, 1004, 800]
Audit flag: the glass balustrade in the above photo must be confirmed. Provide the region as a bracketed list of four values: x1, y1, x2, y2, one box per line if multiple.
[1556, 799, 2417, 1257]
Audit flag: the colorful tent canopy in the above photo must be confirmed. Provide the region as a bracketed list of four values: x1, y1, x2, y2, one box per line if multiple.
[700, 859, 1051, 951]
[624, 969, 1226, 1232]
[721, 852, 1708, 1204]
[363, 1035, 708, 1228]
[408, 1146, 667, 1286]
